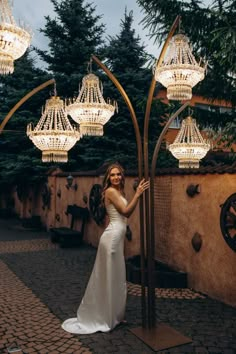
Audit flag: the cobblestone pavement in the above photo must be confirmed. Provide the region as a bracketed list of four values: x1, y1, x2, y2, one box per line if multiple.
[0, 218, 235, 353]
[0, 260, 91, 354]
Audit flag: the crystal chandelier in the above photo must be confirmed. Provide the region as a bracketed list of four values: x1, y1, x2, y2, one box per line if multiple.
[0, 0, 31, 74]
[67, 72, 117, 136]
[27, 94, 80, 163]
[168, 116, 211, 168]
[154, 33, 207, 100]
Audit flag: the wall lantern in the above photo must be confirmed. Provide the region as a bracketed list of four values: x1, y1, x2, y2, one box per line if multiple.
[168, 115, 211, 168]
[191, 232, 202, 252]
[154, 33, 207, 100]
[66, 174, 78, 191]
[186, 184, 201, 197]
[0, 0, 31, 75]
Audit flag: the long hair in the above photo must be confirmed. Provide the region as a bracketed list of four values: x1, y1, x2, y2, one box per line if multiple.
[101, 163, 125, 204]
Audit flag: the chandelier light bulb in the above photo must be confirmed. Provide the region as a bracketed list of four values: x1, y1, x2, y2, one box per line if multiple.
[67, 73, 118, 136]
[27, 95, 80, 163]
[0, 0, 32, 75]
[154, 33, 207, 100]
[168, 116, 211, 168]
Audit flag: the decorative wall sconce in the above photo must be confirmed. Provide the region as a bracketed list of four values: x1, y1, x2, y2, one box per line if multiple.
[191, 232, 202, 252]
[83, 193, 88, 205]
[126, 225, 132, 241]
[186, 184, 201, 197]
[66, 174, 78, 191]
[55, 213, 60, 222]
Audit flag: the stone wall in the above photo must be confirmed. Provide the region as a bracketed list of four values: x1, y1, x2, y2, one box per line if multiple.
[154, 173, 236, 307]
[1, 171, 235, 307]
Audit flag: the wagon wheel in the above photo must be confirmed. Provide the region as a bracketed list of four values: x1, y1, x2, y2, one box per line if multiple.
[89, 184, 106, 225]
[220, 193, 236, 252]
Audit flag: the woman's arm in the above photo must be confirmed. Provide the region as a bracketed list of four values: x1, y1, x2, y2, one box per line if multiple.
[105, 179, 149, 218]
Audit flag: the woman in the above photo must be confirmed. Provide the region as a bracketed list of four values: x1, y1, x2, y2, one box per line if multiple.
[62, 163, 149, 334]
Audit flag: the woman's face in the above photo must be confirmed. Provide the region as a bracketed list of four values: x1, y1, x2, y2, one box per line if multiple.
[109, 167, 122, 188]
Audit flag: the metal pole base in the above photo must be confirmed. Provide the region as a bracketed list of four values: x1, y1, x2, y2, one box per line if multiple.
[130, 323, 192, 351]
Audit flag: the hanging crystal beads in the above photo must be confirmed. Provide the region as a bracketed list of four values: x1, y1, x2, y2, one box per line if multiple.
[155, 34, 206, 100]
[0, 0, 31, 74]
[27, 95, 80, 163]
[67, 73, 117, 136]
[168, 116, 211, 168]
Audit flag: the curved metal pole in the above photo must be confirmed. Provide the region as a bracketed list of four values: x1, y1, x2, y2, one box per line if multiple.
[91, 55, 147, 326]
[150, 101, 190, 296]
[92, 55, 143, 178]
[0, 79, 55, 133]
[151, 102, 190, 180]
[143, 16, 181, 328]
[143, 15, 181, 177]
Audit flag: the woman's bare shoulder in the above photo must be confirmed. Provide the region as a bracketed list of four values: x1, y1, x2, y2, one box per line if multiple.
[105, 187, 117, 196]
[104, 188, 115, 206]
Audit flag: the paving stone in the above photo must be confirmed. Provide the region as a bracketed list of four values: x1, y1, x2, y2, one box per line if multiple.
[0, 218, 235, 354]
[0, 260, 91, 354]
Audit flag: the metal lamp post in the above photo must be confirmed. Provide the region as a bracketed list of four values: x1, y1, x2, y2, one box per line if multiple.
[92, 16, 194, 351]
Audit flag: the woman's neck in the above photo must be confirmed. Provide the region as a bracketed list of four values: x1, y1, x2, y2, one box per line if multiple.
[111, 185, 120, 191]
[110, 185, 125, 196]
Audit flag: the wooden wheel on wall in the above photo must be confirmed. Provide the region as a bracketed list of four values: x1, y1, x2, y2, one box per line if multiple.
[89, 184, 106, 226]
[220, 193, 236, 252]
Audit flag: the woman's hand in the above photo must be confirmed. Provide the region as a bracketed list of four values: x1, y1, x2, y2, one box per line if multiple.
[135, 179, 150, 197]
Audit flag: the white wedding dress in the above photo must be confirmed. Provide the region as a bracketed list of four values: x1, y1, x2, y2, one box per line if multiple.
[62, 196, 128, 334]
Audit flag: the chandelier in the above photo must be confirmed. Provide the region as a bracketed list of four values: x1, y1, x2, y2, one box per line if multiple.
[67, 73, 117, 136]
[0, 0, 31, 74]
[168, 116, 211, 168]
[154, 33, 206, 100]
[27, 95, 80, 163]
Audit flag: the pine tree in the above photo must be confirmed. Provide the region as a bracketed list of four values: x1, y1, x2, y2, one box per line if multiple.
[85, 9, 151, 169]
[75, 10, 172, 170]
[137, 0, 236, 138]
[34, 3, 179, 171]
[0, 50, 53, 193]
[35, 0, 105, 97]
[33, 0, 110, 171]
[209, 0, 236, 145]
